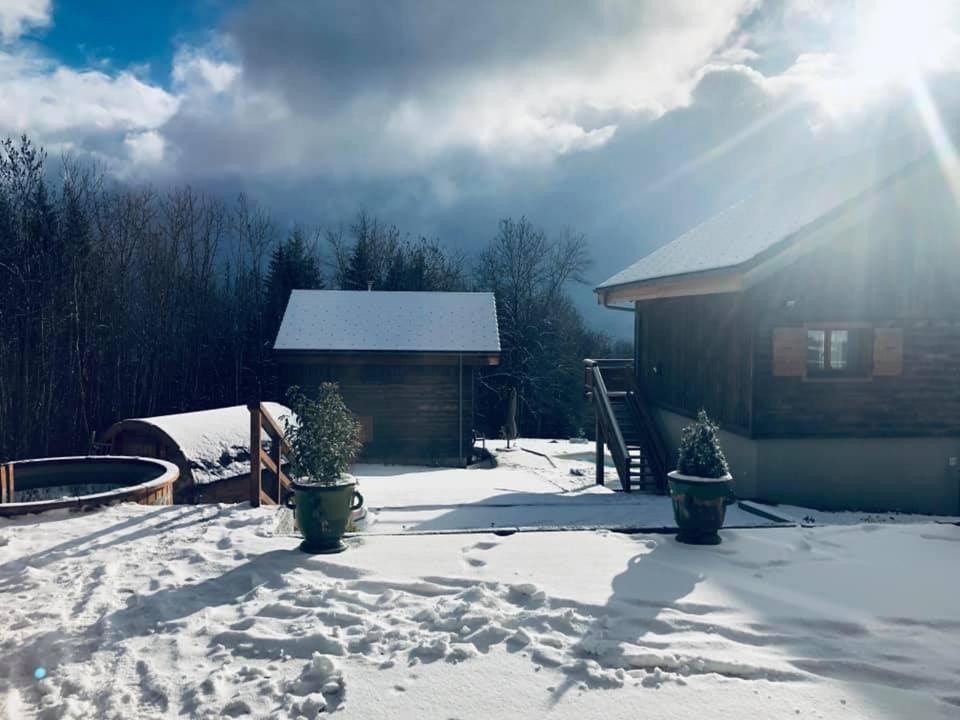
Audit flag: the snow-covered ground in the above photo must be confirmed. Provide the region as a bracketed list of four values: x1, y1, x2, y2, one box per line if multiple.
[744, 501, 960, 526]
[1, 503, 959, 719]
[355, 439, 775, 533]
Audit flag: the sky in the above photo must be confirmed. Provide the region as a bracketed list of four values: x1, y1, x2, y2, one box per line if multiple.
[2, 0, 959, 336]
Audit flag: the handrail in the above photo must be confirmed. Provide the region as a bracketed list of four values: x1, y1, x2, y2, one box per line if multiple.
[623, 374, 669, 493]
[585, 357, 670, 494]
[587, 363, 631, 491]
[584, 358, 633, 368]
[591, 365, 628, 462]
[249, 402, 294, 507]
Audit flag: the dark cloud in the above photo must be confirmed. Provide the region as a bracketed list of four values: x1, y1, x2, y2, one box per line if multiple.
[228, 1, 681, 107]
[12, 0, 960, 338]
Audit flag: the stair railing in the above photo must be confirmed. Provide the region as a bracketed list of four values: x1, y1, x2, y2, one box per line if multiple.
[623, 373, 669, 493]
[249, 402, 294, 507]
[584, 359, 631, 491]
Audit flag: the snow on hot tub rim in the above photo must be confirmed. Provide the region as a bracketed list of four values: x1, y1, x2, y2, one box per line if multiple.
[1, 455, 179, 514]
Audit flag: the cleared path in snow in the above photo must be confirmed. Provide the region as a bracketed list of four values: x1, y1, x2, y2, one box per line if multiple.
[352, 439, 775, 533]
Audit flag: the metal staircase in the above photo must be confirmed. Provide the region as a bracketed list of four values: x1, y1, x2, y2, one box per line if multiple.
[584, 359, 668, 493]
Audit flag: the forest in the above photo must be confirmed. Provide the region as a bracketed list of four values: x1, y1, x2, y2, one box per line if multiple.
[0, 135, 629, 461]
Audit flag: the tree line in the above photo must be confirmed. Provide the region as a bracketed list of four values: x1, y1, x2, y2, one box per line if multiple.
[0, 135, 628, 461]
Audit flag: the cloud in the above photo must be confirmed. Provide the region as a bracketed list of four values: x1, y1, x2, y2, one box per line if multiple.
[123, 129, 166, 168]
[0, 46, 179, 170]
[2, 0, 958, 336]
[743, 0, 960, 120]
[158, 0, 759, 178]
[0, 0, 50, 42]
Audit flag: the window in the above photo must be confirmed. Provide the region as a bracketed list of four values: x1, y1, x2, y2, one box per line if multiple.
[805, 326, 871, 378]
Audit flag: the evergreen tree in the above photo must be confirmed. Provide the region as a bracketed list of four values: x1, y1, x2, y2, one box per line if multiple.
[676, 411, 730, 478]
[266, 226, 324, 338]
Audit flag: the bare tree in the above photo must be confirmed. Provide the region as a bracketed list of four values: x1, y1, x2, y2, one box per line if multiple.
[474, 217, 595, 438]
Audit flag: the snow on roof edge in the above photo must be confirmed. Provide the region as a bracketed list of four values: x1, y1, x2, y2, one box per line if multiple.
[596, 143, 933, 292]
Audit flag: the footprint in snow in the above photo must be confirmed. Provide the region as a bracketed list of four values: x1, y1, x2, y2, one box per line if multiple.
[466, 541, 499, 552]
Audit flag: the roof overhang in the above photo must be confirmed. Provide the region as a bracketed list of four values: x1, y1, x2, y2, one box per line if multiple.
[596, 269, 743, 305]
[595, 174, 895, 307]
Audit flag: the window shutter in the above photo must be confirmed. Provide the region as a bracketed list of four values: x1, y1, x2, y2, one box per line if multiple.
[773, 327, 806, 376]
[873, 328, 903, 376]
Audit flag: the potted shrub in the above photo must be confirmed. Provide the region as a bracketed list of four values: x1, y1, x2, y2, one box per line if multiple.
[283, 383, 364, 554]
[668, 410, 733, 545]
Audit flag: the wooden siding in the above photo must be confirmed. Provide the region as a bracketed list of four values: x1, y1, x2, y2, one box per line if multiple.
[280, 361, 474, 465]
[749, 164, 960, 437]
[632, 161, 960, 439]
[635, 292, 752, 432]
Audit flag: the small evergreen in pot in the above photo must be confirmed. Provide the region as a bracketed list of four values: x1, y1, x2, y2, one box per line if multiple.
[283, 383, 364, 554]
[668, 410, 733, 545]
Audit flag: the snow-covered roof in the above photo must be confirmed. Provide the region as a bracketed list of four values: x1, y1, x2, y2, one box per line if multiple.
[274, 290, 501, 354]
[131, 402, 294, 485]
[598, 140, 932, 291]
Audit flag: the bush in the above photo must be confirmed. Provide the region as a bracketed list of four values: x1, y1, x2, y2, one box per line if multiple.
[676, 410, 730, 478]
[284, 383, 362, 484]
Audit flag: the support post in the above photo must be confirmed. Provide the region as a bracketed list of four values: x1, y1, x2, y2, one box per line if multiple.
[595, 418, 604, 486]
[2, 463, 13, 503]
[249, 403, 262, 508]
[271, 419, 283, 502]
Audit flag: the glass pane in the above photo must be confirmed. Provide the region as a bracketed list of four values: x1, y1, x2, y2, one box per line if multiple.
[830, 330, 849, 369]
[807, 330, 825, 369]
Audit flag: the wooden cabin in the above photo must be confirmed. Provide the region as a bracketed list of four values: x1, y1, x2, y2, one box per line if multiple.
[593, 145, 960, 514]
[100, 402, 294, 502]
[273, 290, 500, 467]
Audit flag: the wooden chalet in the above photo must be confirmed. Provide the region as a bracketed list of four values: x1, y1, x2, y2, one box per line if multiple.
[590, 143, 960, 514]
[274, 290, 500, 467]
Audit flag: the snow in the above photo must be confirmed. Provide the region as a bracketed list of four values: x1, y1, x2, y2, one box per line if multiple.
[743, 501, 960, 527]
[352, 439, 774, 533]
[1, 502, 958, 719]
[597, 139, 931, 290]
[273, 290, 500, 354]
[134, 402, 293, 485]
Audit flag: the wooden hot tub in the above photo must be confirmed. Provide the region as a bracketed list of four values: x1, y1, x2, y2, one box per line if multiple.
[0, 456, 179, 517]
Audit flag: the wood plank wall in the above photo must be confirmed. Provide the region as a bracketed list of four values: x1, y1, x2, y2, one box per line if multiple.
[750, 209, 960, 438]
[635, 161, 960, 439]
[281, 361, 474, 465]
[635, 292, 752, 432]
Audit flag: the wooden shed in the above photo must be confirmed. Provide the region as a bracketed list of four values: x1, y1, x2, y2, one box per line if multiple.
[590, 143, 960, 514]
[100, 402, 294, 502]
[273, 290, 501, 467]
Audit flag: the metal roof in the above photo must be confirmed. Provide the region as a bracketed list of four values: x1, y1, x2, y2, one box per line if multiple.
[273, 290, 501, 354]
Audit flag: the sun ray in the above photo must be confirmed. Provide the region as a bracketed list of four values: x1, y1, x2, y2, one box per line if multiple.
[909, 78, 960, 207]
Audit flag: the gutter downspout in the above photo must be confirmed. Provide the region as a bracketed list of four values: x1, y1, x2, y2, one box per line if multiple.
[458, 353, 464, 467]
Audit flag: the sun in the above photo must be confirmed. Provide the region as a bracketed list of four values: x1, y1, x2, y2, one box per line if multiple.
[848, 0, 959, 92]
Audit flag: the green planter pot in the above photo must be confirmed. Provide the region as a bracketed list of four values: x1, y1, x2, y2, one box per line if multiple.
[284, 475, 364, 554]
[667, 471, 733, 545]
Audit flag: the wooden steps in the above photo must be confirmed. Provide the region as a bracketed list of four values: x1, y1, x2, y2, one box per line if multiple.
[584, 359, 668, 494]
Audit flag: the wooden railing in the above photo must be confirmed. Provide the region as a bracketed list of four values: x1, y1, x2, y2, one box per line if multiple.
[584, 358, 669, 494]
[0, 463, 14, 503]
[623, 372, 669, 493]
[249, 402, 294, 508]
[584, 359, 630, 490]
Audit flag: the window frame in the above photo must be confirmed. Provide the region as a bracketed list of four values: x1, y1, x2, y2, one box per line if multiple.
[802, 322, 874, 382]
